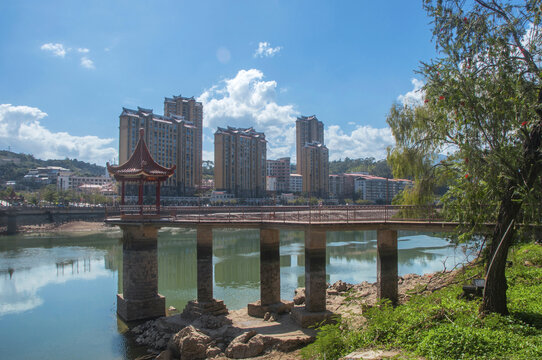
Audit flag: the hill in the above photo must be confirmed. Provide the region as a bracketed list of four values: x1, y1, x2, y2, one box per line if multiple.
[329, 157, 393, 178]
[0, 150, 105, 184]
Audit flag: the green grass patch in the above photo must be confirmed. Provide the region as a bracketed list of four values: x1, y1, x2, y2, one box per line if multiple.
[301, 243, 542, 360]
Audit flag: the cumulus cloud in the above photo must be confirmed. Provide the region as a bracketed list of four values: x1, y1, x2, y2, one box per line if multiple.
[80, 56, 95, 69]
[325, 124, 395, 161]
[77, 48, 89, 53]
[40, 43, 66, 57]
[397, 78, 425, 107]
[254, 42, 282, 58]
[0, 104, 117, 165]
[198, 69, 298, 159]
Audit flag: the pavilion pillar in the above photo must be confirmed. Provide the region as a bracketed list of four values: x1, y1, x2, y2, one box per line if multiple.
[247, 228, 293, 318]
[377, 229, 398, 305]
[156, 181, 160, 215]
[291, 226, 333, 327]
[138, 179, 143, 215]
[117, 224, 165, 322]
[121, 180, 125, 206]
[7, 214, 17, 235]
[182, 225, 228, 318]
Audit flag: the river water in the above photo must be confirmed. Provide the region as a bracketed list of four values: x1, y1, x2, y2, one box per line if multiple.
[0, 228, 468, 360]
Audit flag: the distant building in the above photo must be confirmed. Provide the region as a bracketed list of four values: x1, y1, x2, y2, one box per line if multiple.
[300, 142, 329, 198]
[266, 157, 290, 192]
[289, 174, 303, 193]
[57, 172, 113, 192]
[118, 103, 198, 196]
[266, 176, 277, 192]
[214, 127, 267, 198]
[296, 115, 324, 175]
[354, 175, 413, 203]
[24, 166, 69, 185]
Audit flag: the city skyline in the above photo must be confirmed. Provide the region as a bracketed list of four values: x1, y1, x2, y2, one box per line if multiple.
[0, 1, 436, 165]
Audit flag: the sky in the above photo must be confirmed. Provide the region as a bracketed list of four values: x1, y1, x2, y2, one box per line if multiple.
[0, 0, 436, 166]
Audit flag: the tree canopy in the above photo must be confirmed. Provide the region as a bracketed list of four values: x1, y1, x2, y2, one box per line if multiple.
[387, 0, 542, 314]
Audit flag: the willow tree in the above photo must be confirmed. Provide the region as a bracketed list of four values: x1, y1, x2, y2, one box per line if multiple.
[387, 0, 542, 315]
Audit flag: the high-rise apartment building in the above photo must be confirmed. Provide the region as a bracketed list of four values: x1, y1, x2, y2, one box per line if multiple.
[300, 142, 329, 198]
[214, 127, 267, 198]
[164, 95, 203, 187]
[118, 105, 197, 196]
[266, 157, 290, 193]
[296, 115, 328, 197]
[296, 115, 324, 175]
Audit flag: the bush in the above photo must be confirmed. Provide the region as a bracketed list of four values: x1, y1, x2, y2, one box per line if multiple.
[301, 244, 542, 360]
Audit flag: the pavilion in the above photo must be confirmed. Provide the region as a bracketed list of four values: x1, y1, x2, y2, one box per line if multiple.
[107, 128, 175, 216]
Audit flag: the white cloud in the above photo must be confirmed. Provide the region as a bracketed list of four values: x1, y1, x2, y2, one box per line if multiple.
[326, 124, 395, 161]
[348, 121, 356, 126]
[198, 69, 298, 160]
[77, 48, 90, 53]
[80, 56, 95, 69]
[254, 42, 282, 58]
[40, 43, 66, 57]
[0, 104, 117, 165]
[397, 78, 425, 107]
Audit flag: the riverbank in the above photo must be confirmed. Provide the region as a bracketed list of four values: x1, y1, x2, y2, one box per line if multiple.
[1, 220, 110, 235]
[131, 269, 461, 360]
[303, 243, 542, 360]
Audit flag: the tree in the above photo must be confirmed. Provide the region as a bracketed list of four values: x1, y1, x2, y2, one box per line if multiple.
[387, 0, 542, 314]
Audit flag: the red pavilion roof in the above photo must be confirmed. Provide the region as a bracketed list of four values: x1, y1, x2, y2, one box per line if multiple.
[107, 129, 175, 181]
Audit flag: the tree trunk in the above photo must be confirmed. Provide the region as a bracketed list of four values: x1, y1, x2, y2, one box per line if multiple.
[481, 88, 542, 315]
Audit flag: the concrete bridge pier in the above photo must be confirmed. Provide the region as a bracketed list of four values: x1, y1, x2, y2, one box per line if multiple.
[7, 214, 17, 235]
[117, 224, 165, 322]
[291, 227, 334, 327]
[377, 229, 398, 305]
[248, 228, 293, 317]
[182, 226, 228, 318]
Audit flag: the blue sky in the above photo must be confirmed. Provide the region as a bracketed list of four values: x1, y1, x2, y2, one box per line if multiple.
[0, 0, 435, 165]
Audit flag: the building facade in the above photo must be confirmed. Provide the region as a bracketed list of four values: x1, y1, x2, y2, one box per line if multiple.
[296, 115, 324, 175]
[300, 142, 329, 198]
[118, 105, 198, 196]
[163, 95, 203, 187]
[266, 157, 290, 193]
[214, 127, 267, 198]
[354, 175, 412, 203]
[289, 174, 303, 193]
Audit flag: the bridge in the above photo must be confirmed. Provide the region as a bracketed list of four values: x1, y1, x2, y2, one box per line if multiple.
[106, 205, 466, 327]
[0, 206, 108, 234]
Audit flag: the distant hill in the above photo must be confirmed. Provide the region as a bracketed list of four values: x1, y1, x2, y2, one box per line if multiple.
[329, 157, 393, 178]
[0, 150, 106, 184]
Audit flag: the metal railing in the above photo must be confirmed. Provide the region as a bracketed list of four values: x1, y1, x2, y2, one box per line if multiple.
[109, 205, 443, 224]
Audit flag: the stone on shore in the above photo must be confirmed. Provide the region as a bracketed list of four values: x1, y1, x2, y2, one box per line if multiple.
[167, 325, 212, 360]
[225, 331, 266, 358]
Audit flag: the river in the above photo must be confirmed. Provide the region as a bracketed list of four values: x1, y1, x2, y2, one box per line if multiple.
[0, 228, 468, 360]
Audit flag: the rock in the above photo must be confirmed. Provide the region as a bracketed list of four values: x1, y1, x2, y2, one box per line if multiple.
[293, 288, 305, 305]
[168, 325, 212, 360]
[168, 306, 178, 312]
[331, 280, 352, 292]
[155, 349, 173, 360]
[206, 345, 222, 358]
[525, 260, 534, 266]
[263, 312, 271, 321]
[225, 331, 265, 358]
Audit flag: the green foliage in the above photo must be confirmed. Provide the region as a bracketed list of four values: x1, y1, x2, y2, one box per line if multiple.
[329, 157, 392, 178]
[301, 244, 542, 360]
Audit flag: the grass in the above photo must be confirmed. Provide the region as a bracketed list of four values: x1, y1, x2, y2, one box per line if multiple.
[301, 243, 542, 360]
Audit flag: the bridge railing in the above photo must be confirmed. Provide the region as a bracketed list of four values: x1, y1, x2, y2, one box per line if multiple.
[106, 205, 443, 223]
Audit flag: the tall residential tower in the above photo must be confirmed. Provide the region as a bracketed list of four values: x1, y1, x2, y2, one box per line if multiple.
[118, 93, 202, 196]
[214, 127, 267, 198]
[296, 115, 328, 197]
